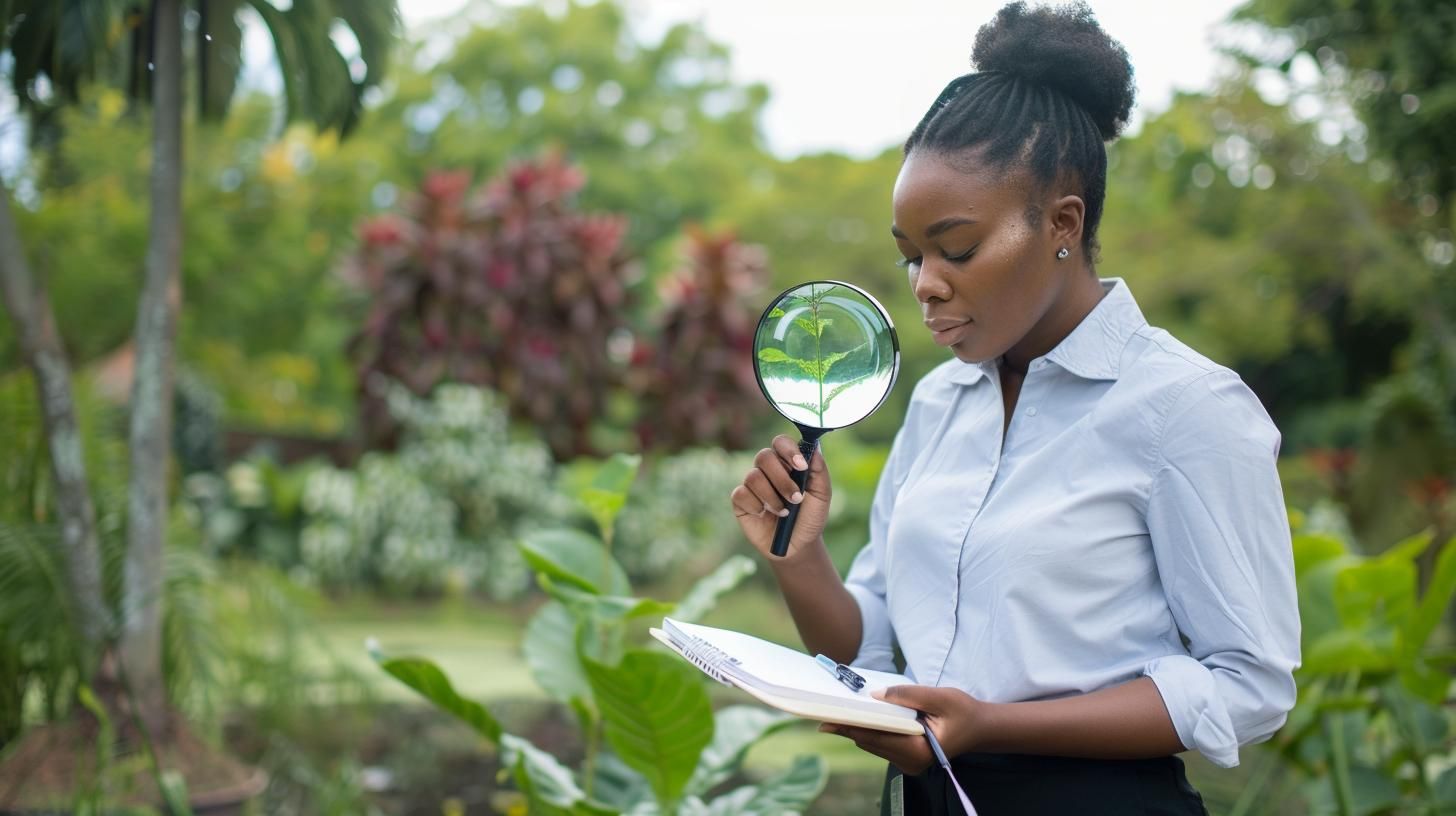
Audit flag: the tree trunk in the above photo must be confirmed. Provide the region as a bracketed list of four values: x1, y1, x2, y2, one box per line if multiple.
[122, 0, 182, 738]
[0, 190, 110, 670]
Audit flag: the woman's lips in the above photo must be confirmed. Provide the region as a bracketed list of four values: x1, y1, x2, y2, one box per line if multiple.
[930, 320, 971, 346]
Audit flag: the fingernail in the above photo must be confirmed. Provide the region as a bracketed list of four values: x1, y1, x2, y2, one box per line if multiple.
[790, 491, 803, 503]
[871, 690, 886, 700]
[794, 454, 808, 470]
[778, 508, 789, 517]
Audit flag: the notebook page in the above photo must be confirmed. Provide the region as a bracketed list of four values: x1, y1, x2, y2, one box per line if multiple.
[665, 618, 916, 718]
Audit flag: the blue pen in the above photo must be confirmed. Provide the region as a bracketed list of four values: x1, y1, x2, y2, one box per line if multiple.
[814, 653, 866, 692]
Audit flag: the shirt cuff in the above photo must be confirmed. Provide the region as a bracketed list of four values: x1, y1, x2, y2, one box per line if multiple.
[844, 582, 897, 673]
[1144, 654, 1240, 768]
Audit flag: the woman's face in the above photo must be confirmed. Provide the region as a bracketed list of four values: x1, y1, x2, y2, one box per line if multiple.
[891, 149, 1079, 367]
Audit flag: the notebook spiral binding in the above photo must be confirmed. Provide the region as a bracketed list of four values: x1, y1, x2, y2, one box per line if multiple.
[679, 634, 735, 686]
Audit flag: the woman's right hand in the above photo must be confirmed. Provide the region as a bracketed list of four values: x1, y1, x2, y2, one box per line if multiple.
[730, 435, 832, 562]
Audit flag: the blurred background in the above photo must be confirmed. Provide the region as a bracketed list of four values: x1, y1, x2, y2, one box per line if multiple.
[1, 0, 1453, 813]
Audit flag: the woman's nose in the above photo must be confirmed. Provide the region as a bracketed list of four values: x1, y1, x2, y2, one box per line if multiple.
[912, 262, 953, 303]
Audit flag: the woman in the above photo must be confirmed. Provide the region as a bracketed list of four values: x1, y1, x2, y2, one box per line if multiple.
[728, 3, 1300, 814]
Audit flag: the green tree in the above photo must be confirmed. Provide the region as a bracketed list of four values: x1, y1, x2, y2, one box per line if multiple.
[0, 0, 397, 746]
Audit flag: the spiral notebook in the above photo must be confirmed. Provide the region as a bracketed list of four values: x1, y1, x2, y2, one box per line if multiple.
[649, 617, 922, 735]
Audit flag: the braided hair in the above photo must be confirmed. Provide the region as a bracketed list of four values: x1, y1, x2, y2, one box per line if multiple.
[904, 2, 1137, 259]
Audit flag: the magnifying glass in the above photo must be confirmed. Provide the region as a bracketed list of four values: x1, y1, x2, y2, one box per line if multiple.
[752, 280, 900, 557]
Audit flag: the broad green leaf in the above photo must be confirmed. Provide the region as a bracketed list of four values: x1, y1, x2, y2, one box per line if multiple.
[524, 599, 594, 708]
[768, 306, 786, 318]
[1334, 558, 1415, 628]
[584, 650, 714, 807]
[674, 556, 757, 623]
[699, 754, 828, 815]
[1303, 628, 1398, 674]
[376, 655, 501, 743]
[1380, 679, 1448, 753]
[1303, 764, 1401, 816]
[1435, 763, 1456, 804]
[590, 753, 654, 813]
[1292, 532, 1347, 577]
[540, 575, 675, 624]
[756, 348, 791, 363]
[1397, 657, 1452, 705]
[685, 706, 796, 797]
[502, 734, 620, 816]
[1383, 530, 1434, 564]
[576, 453, 642, 540]
[1298, 556, 1357, 645]
[521, 528, 631, 595]
[1404, 536, 1456, 654]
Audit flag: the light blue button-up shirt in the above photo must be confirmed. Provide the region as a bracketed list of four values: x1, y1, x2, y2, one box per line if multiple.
[843, 277, 1300, 768]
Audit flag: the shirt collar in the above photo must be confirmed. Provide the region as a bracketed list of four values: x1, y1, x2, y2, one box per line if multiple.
[942, 278, 1146, 386]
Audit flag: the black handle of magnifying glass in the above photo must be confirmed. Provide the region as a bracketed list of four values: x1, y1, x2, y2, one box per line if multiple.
[770, 435, 823, 557]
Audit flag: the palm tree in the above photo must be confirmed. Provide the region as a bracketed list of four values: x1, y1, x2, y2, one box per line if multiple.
[0, 0, 399, 740]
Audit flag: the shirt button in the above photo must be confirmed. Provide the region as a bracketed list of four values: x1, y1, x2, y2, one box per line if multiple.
[1026, 406, 1039, 417]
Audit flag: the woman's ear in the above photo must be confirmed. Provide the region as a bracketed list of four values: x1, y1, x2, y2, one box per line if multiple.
[1048, 194, 1085, 251]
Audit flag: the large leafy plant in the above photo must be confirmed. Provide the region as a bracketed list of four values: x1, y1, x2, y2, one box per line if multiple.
[1236, 515, 1456, 816]
[372, 453, 828, 814]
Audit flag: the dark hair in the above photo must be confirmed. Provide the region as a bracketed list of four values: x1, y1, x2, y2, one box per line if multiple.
[904, 2, 1136, 259]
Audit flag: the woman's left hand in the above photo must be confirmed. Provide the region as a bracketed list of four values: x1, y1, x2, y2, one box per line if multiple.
[818, 685, 984, 775]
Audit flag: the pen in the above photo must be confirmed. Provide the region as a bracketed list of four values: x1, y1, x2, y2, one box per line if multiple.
[813, 653, 866, 692]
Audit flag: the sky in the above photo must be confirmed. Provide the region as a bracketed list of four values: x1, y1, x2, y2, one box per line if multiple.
[386, 0, 1252, 159]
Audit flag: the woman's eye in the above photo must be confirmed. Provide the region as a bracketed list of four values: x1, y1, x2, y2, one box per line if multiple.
[896, 256, 922, 269]
[946, 245, 978, 263]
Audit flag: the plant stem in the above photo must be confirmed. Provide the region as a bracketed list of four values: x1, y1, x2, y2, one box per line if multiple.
[812, 285, 824, 426]
[583, 717, 601, 796]
[1324, 670, 1361, 816]
[1227, 749, 1279, 816]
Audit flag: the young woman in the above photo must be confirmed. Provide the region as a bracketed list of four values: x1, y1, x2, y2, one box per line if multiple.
[729, 3, 1300, 814]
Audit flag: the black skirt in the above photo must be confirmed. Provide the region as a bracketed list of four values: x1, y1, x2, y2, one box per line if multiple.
[879, 752, 1209, 816]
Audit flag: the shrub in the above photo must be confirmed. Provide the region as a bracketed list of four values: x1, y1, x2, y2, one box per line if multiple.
[342, 154, 640, 461]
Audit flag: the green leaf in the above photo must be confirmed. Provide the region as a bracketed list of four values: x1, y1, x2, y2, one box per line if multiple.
[1292, 532, 1347, 577]
[1334, 557, 1415, 628]
[502, 734, 621, 816]
[1404, 536, 1456, 654]
[756, 347, 791, 364]
[699, 754, 828, 815]
[584, 650, 715, 807]
[1303, 764, 1401, 816]
[539, 575, 674, 624]
[1303, 628, 1398, 674]
[768, 306, 786, 318]
[674, 556, 757, 623]
[564, 453, 642, 541]
[375, 655, 501, 743]
[521, 528, 631, 595]
[524, 599, 594, 709]
[686, 706, 797, 797]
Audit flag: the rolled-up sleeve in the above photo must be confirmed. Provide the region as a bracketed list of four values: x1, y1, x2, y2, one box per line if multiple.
[1143, 369, 1301, 768]
[844, 423, 915, 674]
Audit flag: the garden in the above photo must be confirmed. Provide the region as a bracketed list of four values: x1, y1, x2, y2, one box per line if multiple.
[2, 0, 1456, 813]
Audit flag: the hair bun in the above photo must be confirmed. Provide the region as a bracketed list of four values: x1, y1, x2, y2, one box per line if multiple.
[971, 2, 1136, 141]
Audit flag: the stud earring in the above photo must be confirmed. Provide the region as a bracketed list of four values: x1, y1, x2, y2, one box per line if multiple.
[1056, 247, 1069, 260]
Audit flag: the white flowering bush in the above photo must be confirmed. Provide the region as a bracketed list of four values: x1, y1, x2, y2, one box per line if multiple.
[291, 384, 568, 598]
[613, 447, 754, 581]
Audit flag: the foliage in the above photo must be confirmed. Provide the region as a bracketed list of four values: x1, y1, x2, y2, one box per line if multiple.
[1232, 0, 1456, 203]
[1251, 511, 1456, 815]
[628, 227, 771, 453]
[375, 452, 828, 815]
[342, 154, 639, 459]
[611, 448, 756, 584]
[191, 384, 569, 600]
